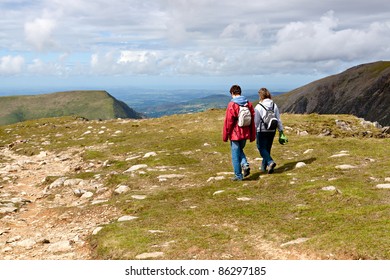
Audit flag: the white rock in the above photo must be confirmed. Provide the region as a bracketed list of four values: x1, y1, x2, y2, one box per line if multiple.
[329, 153, 349, 158]
[281, 238, 310, 247]
[207, 176, 225, 182]
[124, 164, 148, 173]
[143, 152, 157, 158]
[10, 197, 24, 204]
[73, 189, 85, 197]
[148, 230, 165, 234]
[91, 199, 108, 205]
[114, 185, 130, 194]
[92, 227, 103, 235]
[3, 247, 12, 252]
[0, 207, 17, 214]
[6, 236, 22, 243]
[64, 178, 85, 187]
[47, 241, 72, 253]
[295, 162, 306, 168]
[118, 216, 138, 222]
[376, 184, 390, 189]
[303, 149, 313, 154]
[16, 239, 37, 248]
[335, 165, 356, 170]
[131, 195, 147, 200]
[49, 177, 68, 189]
[217, 172, 234, 175]
[157, 174, 185, 180]
[237, 197, 252, 201]
[385, 178, 390, 182]
[125, 155, 142, 161]
[135, 252, 164, 259]
[80, 192, 94, 199]
[37, 151, 48, 158]
[3, 164, 20, 172]
[298, 131, 309, 136]
[322, 186, 337, 191]
[213, 190, 225, 195]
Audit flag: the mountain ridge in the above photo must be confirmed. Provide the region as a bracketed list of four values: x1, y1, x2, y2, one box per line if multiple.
[275, 61, 390, 126]
[0, 90, 144, 126]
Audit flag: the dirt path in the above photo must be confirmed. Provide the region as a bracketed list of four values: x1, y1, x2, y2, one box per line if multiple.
[0, 148, 119, 260]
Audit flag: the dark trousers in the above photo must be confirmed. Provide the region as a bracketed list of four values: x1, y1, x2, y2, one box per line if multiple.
[256, 131, 276, 170]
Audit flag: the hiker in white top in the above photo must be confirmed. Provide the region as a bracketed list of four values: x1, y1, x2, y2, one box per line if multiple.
[254, 88, 286, 174]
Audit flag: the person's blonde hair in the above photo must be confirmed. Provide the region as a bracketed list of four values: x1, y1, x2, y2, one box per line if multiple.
[258, 87, 272, 100]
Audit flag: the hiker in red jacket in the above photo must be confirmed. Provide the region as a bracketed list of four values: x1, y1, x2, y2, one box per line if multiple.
[223, 85, 256, 181]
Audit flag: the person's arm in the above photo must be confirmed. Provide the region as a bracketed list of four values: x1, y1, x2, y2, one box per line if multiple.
[223, 103, 235, 142]
[274, 104, 284, 132]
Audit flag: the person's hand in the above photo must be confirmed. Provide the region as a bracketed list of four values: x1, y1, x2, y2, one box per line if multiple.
[279, 131, 288, 145]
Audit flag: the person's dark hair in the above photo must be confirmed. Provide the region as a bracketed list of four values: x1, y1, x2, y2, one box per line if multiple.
[230, 85, 241, 95]
[258, 87, 272, 100]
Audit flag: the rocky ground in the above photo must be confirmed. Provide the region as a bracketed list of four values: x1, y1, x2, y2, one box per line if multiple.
[1, 116, 389, 260]
[0, 147, 120, 260]
[0, 145, 318, 260]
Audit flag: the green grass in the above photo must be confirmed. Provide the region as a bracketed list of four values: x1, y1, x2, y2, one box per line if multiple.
[1, 110, 389, 259]
[0, 91, 140, 126]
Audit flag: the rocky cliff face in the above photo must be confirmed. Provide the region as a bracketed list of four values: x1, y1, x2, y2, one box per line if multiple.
[276, 61, 390, 126]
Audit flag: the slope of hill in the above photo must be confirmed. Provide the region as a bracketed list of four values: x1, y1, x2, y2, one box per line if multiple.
[1, 111, 389, 260]
[275, 61, 390, 126]
[0, 90, 144, 126]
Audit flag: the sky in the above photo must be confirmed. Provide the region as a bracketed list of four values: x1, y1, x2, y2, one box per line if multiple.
[1, 0, 390, 92]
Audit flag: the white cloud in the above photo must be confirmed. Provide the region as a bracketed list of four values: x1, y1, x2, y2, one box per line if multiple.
[25, 55, 72, 77]
[24, 17, 57, 51]
[220, 22, 263, 43]
[0, 55, 25, 75]
[1, 0, 390, 87]
[119, 51, 158, 64]
[269, 11, 390, 64]
[90, 52, 119, 74]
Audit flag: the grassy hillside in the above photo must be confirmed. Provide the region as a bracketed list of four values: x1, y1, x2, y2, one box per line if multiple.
[274, 61, 390, 126]
[1, 111, 389, 259]
[0, 90, 143, 126]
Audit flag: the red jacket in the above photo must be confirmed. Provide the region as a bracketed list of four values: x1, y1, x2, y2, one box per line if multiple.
[223, 101, 256, 142]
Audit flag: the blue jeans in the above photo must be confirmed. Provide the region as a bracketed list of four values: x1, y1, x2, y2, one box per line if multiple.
[230, 140, 249, 180]
[256, 131, 276, 171]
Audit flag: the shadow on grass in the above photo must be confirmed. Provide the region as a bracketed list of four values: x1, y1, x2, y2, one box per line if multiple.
[240, 158, 317, 181]
[273, 157, 317, 174]
[244, 158, 317, 181]
[246, 172, 261, 181]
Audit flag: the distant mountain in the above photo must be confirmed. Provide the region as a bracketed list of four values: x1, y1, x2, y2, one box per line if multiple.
[275, 61, 390, 126]
[142, 94, 229, 117]
[142, 94, 260, 118]
[0, 90, 144, 126]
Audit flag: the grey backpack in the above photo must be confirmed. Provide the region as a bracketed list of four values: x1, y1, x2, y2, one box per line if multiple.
[260, 102, 278, 130]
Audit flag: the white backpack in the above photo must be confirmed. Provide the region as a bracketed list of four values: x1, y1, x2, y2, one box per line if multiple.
[238, 105, 252, 127]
